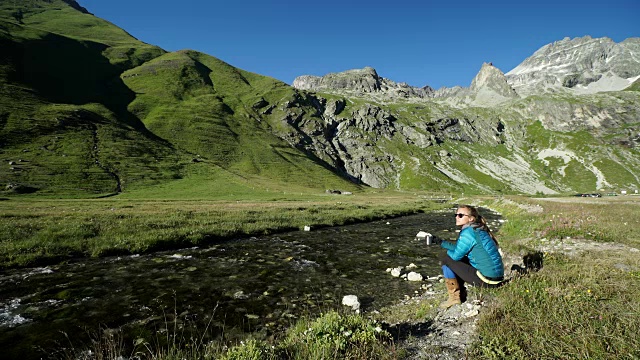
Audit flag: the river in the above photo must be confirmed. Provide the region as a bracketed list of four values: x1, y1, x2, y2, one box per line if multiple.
[0, 209, 501, 359]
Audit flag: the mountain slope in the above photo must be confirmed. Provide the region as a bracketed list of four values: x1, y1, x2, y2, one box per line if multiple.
[0, 0, 360, 197]
[1, 1, 639, 197]
[289, 47, 640, 194]
[0, 2, 179, 195]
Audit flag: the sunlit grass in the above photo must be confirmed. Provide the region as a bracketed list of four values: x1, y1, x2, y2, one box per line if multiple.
[468, 196, 640, 359]
[0, 191, 443, 268]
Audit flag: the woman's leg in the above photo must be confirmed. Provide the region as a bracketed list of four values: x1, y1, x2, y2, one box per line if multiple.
[440, 253, 484, 287]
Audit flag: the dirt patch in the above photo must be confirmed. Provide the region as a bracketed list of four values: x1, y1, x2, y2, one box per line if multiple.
[533, 236, 639, 257]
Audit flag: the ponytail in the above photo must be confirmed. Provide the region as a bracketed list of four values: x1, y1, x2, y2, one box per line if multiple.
[478, 215, 499, 246]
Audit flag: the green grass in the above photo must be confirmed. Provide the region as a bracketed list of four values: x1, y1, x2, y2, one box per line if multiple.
[1, 3, 361, 198]
[467, 196, 640, 359]
[625, 78, 640, 91]
[563, 159, 597, 191]
[592, 157, 638, 189]
[67, 310, 399, 360]
[0, 0, 145, 46]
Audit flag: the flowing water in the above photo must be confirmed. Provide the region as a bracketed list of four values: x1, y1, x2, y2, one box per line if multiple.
[0, 210, 501, 359]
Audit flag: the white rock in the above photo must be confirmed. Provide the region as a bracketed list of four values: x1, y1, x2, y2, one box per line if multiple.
[342, 295, 360, 311]
[464, 309, 479, 318]
[303, 226, 311, 231]
[390, 267, 403, 277]
[407, 272, 423, 281]
[406, 263, 418, 269]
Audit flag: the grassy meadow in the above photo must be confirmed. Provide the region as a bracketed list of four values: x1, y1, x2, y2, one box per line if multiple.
[0, 188, 445, 268]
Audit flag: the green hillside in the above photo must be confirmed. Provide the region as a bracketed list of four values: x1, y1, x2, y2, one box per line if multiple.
[0, 0, 360, 198]
[626, 78, 640, 91]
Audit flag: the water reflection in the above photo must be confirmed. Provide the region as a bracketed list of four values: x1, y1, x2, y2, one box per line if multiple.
[0, 210, 501, 359]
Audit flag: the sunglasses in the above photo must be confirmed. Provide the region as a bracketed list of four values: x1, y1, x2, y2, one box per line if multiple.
[455, 213, 470, 218]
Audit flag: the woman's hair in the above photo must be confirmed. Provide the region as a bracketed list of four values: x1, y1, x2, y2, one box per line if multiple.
[458, 205, 499, 246]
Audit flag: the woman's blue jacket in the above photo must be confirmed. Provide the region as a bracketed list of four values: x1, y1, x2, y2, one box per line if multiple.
[440, 224, 504, 279]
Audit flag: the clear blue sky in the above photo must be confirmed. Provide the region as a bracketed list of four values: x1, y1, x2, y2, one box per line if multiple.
[80, 0, 638, 89]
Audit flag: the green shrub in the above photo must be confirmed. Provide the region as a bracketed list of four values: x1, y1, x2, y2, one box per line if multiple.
[278, 311, 393, 360]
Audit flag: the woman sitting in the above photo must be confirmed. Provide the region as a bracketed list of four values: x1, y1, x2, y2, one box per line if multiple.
[439, 205, 505, 309]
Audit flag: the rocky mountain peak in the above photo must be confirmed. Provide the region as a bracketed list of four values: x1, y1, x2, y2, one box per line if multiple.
[506, 36, 640, 96]
[470, 62, 518, 98]
[292, 67, 382, 93]
[292, 67, 434, 101]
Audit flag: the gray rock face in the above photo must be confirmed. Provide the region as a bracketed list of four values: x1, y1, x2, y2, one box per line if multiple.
[506, 36, 640, 96]
[290, 62, 518, 107]
[293, 67, 435, 101]
[470, 62, 518, 103]
[277, 36, 640, 194]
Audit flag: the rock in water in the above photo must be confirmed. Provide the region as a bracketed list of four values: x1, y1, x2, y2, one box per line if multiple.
[342, 295, 360, 312]
[407, 272, 423, 281]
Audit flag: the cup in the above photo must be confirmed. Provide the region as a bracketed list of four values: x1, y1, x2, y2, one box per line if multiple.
[425, 234, 433, 245]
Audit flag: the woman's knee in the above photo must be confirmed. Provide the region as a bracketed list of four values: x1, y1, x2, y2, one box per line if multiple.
[439, 252, 452, 264]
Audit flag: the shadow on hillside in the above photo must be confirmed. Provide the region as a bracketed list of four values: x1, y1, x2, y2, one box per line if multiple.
[15, 33, 134, 114]
[6, 30, 177, 147]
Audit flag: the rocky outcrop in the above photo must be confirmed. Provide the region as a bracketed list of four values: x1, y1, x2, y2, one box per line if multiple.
[272, 88, 511, 189]
[293, 67, 383, 93]
[293, 67, 435, 102]
[469, 62, 518, 105]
